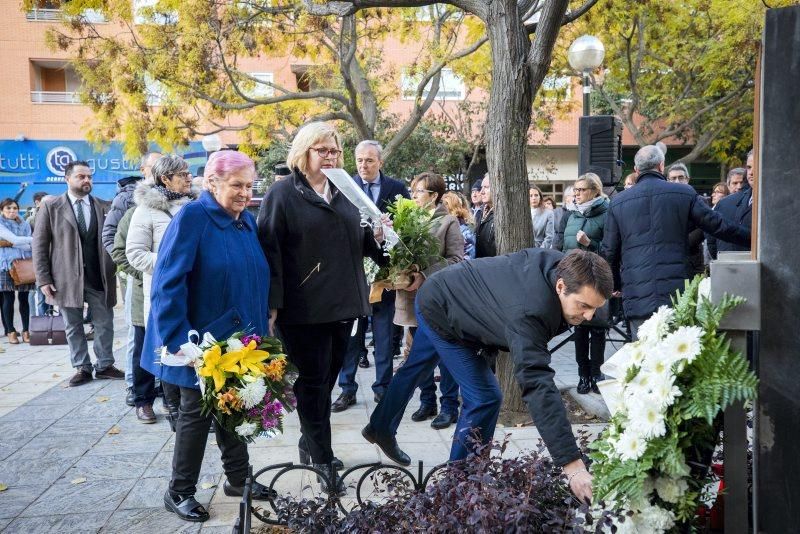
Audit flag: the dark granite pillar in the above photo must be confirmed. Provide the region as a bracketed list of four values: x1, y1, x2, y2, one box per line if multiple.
[756, 6, 800, 532]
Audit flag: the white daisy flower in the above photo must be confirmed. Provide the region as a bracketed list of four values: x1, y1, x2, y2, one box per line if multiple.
[628, 401, 667, 439]
[637, 306, 675, 343]
[662, 325, 704, 364]
[649, 375, 682, 409]
[615, 429, 647, 461]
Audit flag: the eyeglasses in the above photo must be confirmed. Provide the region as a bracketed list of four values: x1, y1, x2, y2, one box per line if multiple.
[573, 187, 589, 193]
[411, 189, 432, 196]
[169, 171, 192, 179]
[309, 147, 342, 159]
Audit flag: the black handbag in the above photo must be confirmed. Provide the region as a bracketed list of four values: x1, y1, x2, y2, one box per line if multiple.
[29, 310, 67, 346]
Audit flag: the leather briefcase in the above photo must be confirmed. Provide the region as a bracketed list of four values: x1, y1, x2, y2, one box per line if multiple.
[9, 258, 36, 286]
[29, 312, 68, 346]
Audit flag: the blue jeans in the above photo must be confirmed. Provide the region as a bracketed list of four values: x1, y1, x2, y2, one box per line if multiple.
[370, 308, 501, 461]
[337, 291, 396, 397]
[413, 324, 459, 415]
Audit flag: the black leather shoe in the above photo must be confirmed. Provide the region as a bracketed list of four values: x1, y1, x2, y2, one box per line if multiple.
[298, 447, 344, 470]
[69, 370, 93, 387]
[125, 387, 135, 407]
[358, 353, 370, 368]
[223, 480, 277, 501]
[361, 424, 410, 466]
[331, 392, 356, 413]
[590, 376, 601, 394]
[577, 376, 591, 395]
[411, 404, 437, 422]
[431, 411, 458, 430]
[163, 492, 209, 522]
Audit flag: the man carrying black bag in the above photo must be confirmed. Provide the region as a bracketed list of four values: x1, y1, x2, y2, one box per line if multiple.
[363, 248, 613, 504]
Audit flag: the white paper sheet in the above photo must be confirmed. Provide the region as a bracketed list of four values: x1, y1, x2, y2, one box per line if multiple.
[321, 168, 400, 249]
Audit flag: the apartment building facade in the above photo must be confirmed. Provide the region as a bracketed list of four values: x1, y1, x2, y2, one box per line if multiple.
[0, 2, 706, 207]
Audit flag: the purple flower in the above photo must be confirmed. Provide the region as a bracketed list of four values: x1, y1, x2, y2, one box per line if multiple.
[241, 334, 262, 346]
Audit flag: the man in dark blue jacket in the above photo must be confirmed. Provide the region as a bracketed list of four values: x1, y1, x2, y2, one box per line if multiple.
[601, 145, 751, 337]
[707, 150, 754, 259]
[332, 140, 410, 413]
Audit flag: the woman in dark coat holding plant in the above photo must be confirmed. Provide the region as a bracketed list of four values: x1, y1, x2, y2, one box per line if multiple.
[257, 122, 386, 492]
[142, 151, 274, 523]
[560, 173, 609, 395]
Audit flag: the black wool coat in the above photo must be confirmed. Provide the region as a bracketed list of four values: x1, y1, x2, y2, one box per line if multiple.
[706, 187, 752, 259]
[257, 170, 385, 325]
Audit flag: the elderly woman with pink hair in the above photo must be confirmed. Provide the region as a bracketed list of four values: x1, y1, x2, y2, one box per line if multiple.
[142, 150, 274, 523]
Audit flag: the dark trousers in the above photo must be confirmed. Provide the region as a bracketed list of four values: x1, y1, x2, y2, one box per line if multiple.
[573, 325, 606, 377]
[370, 292, 396, 396]
[370, 310, 501, 461]
[130, 326, 156, 408]
[0, 291, 29, 334]
[338, 316, 369, 395]
[279, 320, 353, 464]
[162, 381, 182, 410]
[412, 326, 460, 415]
[170, 387, 249, 496]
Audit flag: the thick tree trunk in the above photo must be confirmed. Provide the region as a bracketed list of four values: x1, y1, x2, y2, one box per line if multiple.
[483, 1, 535, 413]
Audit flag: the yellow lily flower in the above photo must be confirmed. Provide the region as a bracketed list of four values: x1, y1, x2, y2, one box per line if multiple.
[198, 344, 243, 392]
[234, 340, 271, 377]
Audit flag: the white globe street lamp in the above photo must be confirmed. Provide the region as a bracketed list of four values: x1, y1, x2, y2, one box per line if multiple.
[568, 35, 605, 116]
[201, 133, 224, 154]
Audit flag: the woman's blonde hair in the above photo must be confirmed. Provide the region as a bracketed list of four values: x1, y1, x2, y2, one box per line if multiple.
[285, 122, 344, 175]
[576, 172, 606, 198]
[441, 191, 473, 223]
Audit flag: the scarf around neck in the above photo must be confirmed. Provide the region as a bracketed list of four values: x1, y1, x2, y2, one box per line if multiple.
[154, 184, 194, 202]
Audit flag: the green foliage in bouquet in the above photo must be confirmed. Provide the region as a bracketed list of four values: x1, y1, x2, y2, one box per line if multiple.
[586, 276, 758, 532]
[375, 196, 443, 284]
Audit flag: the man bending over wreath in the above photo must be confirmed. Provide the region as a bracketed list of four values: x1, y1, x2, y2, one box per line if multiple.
[363, 248, 612, 503]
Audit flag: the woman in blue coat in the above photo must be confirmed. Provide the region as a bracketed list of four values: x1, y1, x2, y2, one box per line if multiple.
[141, 151, 273, 523]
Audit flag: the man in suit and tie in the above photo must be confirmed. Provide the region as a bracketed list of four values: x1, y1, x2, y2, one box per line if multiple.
[707, 150, 754, 259]
[331, 140, 410, 412]
[32, 160, 122, 387]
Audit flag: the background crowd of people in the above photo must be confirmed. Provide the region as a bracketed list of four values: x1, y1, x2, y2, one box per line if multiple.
[13, 129, 753, 522]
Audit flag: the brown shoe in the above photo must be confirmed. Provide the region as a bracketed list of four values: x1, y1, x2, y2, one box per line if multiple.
[95, 366, 125, 380]
[136, 404, 157, 424]
[21, 331, 30, 343]
[8, 332, 19, 344]
[69, 369, 94, 387]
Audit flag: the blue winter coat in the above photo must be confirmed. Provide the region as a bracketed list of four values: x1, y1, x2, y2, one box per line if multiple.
[141, 191, 270, 389]
[601, 171, 750, 320]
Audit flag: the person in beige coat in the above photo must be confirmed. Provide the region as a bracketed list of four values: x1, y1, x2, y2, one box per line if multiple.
[32, 161, 121, 387]
[394, 172, 464, 429]
[125, 156, 197, 322]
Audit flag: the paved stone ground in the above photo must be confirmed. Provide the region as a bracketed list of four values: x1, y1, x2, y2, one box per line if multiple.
[0, 316, 618, 533]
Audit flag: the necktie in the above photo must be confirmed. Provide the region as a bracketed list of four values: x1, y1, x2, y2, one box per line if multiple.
[363, 182, 376, 203]
[75, 199, 88, 235]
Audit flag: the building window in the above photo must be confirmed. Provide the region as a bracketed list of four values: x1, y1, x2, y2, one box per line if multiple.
[402, 68, 465, 101]
[529, 181, 566, 205]
[134, 0, 178, 25]
[30, 60, 82, 104]
[540, 76, 571, 101]
[144, 75, 167, 106]
[26, 1, 106, 22]
[244, 72, 274, 98]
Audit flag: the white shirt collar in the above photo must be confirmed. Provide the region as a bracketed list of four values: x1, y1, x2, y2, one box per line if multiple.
[67, 191, 89, 205]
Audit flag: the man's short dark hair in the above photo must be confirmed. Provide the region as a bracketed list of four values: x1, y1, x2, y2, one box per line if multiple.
[32, 192, 47, 202]
[556, 250, 613, 299]
[64, 160, 91, 178]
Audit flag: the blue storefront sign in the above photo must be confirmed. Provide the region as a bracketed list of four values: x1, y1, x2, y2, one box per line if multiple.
[0, 139, 208, 207]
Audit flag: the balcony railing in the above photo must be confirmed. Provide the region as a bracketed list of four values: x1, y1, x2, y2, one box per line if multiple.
[30, 91, 81, 104]
[26, 8, 106, 22]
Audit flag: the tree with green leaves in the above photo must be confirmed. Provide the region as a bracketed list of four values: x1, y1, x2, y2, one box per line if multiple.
[571, 0, 798, 166]
[33, 0, 488, 162]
